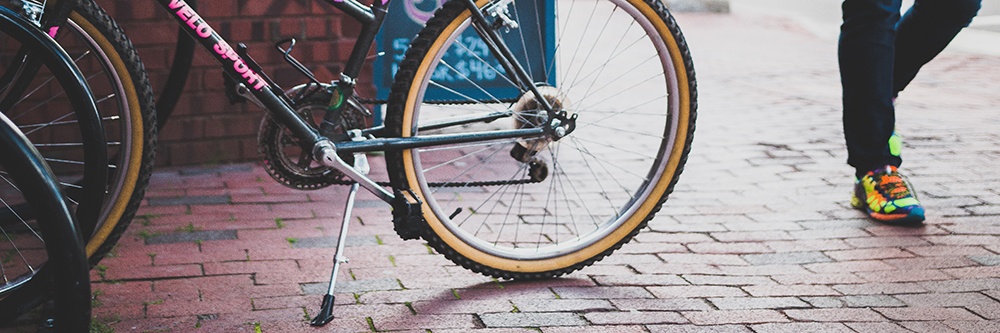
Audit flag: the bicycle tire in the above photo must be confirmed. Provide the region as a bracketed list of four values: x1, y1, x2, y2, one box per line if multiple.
[0, 115, 90, 331]
[1, 0, 158, 266]
[0, 7, 92, 328]
[386, 0, 697, 279]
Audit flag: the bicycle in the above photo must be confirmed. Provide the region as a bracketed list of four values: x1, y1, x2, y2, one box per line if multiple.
[2, 0, 156, 268]
[0, 5, 94, 328]
[27, 0, 697, 324]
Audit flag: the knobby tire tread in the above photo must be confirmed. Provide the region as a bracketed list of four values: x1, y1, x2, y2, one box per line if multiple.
[70, 0, 157, 266]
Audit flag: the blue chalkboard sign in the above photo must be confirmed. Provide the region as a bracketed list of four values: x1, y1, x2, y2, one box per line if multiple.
[374, 0, 556, 105]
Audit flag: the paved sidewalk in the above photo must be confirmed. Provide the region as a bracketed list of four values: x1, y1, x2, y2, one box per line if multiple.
[87, 11, 1000, 333]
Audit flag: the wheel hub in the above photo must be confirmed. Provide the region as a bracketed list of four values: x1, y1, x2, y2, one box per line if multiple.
[509, 85, 572, 162]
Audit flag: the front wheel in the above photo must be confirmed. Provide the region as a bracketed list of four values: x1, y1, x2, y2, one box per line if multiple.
[386, 0, 697, 279]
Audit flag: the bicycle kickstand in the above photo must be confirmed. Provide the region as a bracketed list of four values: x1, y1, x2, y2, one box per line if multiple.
[310, 152, 370, 326]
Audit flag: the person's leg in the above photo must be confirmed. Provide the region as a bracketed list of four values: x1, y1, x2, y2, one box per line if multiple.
[840, 0, 902, 178]
[893, 0, 981, 94]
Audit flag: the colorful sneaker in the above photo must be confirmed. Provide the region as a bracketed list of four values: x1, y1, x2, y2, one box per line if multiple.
[850, 165, 925, 225]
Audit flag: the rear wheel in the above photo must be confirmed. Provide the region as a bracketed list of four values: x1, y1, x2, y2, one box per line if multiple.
[386, 0, 697, 278]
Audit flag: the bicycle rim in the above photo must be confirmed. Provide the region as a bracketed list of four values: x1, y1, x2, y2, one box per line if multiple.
[60, 10, 147, 260]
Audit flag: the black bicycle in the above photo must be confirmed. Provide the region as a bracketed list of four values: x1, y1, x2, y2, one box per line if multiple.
[19, 0, 697, 324]
[0, 5, 94, 329]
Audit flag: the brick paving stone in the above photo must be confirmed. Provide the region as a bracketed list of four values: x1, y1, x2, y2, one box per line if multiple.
[647, 223, 729, 233]
[147, 195, 231, 206]
[436, 329, 540, 333]
[373, 314, 477, 331]
[551, 286, 654, 299]
[824, 248, 915, 261]
[103, 263, 203, 281]
[710, 230, 794, 242]
[864, 225, 949, 237]
[860, 269, 954, 283]
[966, 304, 1000, 320]
[943, 266, 1000, 279]
[717, 265, 812, 276]
[918, 278, 1000, 292]
[742, 285, 840, 297]
[513, 299, 614, 313]
[844, 322, 914, 333]
[787, 228, 870, 240]
[592, 274, 689, 286]
[882, 257, 980, 270]
[832, 282, 927, 295]
[543, 325, 648, 333]
[682, 274, 776, 286]
[764, 239, 854, 253]
[899, 321, 960, 333]
[648, 286, 748, 298]
[801, 297, 847, 308]
[301, 279, 404, 295]
[616, 242, 690, 254]
[719, 222, 802, 231]
[874, 307, 982, 321]
[749, 323, 855, 333]
[584, 311, 688, 325]
[464, 282, 591, 300]
[144, 229, 239, 244]
[480, 313, 588, 327]
[741, 251, 833, 265]
[657, 253, 750, 266]
[687, 242, 773, 254]
[839, 295, 907, 307]
[922, 235, 1000, 246]
[894, 292, 998, 307]
[410, 299, 516, 314]
[646, 324, 753, 333]
[682, 310, 790, 325]
[770, 273, 866, 285]
[967, 255, 1000, 266]
[636, 263, 725, 275]
[593, 254, 664, 265]
[843, 236, 930, 248]
[943, 320, 1000, 333]
[633, 232, 716, 244]
[708, 297, 810, 310]
[783, 308, 887, 322]
[610, 299, 714, 312]
[804, 260, 896, 273]
[904, 245, 995, 257]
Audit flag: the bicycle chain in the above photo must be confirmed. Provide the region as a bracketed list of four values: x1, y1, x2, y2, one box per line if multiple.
[267, 90, 535, 188]
[356, 98, 518, 105]
[326, 177, 540, 188]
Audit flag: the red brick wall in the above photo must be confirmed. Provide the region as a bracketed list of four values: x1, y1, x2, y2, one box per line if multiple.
[96, 0, 375, 166]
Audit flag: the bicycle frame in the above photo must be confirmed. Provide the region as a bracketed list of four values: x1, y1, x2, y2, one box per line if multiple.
[150, 0, 559, 203]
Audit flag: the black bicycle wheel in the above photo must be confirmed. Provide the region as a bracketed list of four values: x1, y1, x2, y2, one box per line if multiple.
[386, 0, 697, 279]
[0, 6, 93, 328]
[1, 0, 157, 266]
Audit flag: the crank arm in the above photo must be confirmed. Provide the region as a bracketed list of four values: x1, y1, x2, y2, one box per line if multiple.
[313, 140, 395, 202]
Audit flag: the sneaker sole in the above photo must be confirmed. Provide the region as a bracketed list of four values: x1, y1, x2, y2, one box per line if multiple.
[851, 193, 925, 225]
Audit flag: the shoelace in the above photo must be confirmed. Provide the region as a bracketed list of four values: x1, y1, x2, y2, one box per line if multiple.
[876, 172, 911, 200]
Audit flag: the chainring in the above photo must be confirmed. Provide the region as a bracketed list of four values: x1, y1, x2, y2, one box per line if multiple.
[258, 83, 368, 190]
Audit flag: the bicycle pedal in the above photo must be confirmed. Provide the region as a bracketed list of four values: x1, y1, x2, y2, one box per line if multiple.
[391, 189, 424, 240]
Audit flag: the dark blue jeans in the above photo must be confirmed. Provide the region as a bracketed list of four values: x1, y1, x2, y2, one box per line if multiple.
[840, 0, 980, 178]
